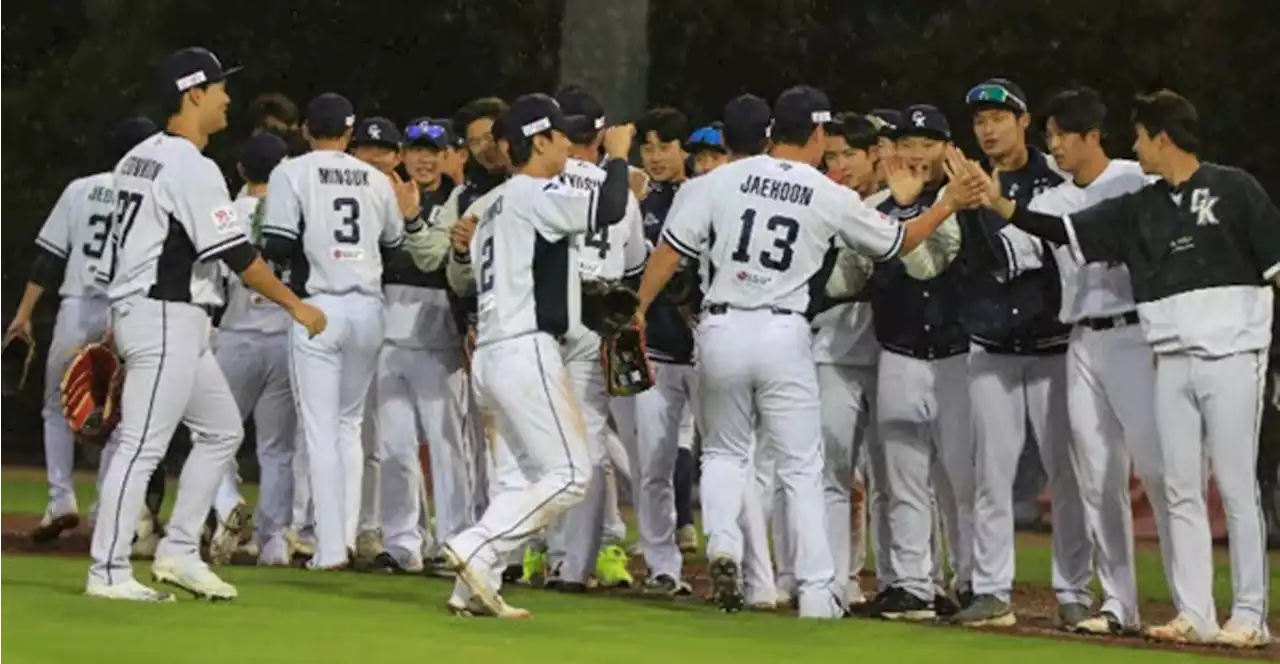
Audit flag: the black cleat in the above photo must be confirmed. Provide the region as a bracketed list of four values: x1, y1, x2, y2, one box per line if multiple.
[709, 556, 745, 613]
[866, 586, 936, 622]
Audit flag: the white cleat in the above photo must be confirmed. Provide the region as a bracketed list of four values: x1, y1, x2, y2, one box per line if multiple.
[209, 502, 252, 566]
[442, 544, 528, 619]
[1216, 619, 1271, 649]
[152, 557, 237, 601]
[257, 535, 293, 567]
[86, 579, 176, 602]
[1143, 614, 1217, 644]
[284, 528, 315, 558]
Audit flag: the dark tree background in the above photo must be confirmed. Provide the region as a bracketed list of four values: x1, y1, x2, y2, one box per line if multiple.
[3, 0, 1276, 455]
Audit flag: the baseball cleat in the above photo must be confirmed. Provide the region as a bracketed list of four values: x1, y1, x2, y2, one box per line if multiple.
[948, 594, 1016, 628]
[152, 557, 237, 601]
[709, 555, 745, 613]
[354, 529, 385, 568]
[366, 551, 404, 573]
[501, 563, 524, 584]
[131, 511, 162, 559]
[256, 535, 292, 566]
[85, 579, 176, 603]
[30, 511, 80, 544]
[643, 573, 693, 597]
[594, 544, 634, 588]
[1216, 619, 1270, 649]
[676, 524, 699, 554]
[866, 587, 936, 622]
[442, 544, 524, 619]
[446, 594, 532, 619]
[208, 502, 252, 566]
[933, 591, 960, 618]
[520, 547, 547, 586]
[1056, 602, 1090, 631]
[284, 528, 315, 558]
[1070, 611, 1131, 636]
[1144, 614, 1217, 644]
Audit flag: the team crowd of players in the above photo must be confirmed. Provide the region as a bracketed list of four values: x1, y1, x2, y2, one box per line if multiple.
[9, 46, 1278, 649]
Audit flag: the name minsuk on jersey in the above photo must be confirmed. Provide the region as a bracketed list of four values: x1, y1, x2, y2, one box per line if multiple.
[1064, 162, 1280, 356]
[37, 172, 117, 298]
[472, 174, 601, 346]
[1006, 159, 1152, 324]
[660, 154, 903, 315]
[261, 150, 405, 298]
[560, 157, 647, 281]
[219, 193, 291, 334]
[106, 133, 247, 306]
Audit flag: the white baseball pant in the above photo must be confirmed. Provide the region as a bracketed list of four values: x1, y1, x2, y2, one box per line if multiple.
[88, 299, 242, 586]
[636, 360, 698, 581]
[358, 384, 380, 537]
[289, 293, 384, 568]
[43, 296, 111, 517]
[817, 362, 877, 604]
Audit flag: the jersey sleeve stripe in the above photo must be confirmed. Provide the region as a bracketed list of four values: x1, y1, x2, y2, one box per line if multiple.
[1264, 261, 1280, 282]
[1062, 213, 1088, 266]
[35, 236, 69, 259]
[197, 234, 250, 262]
[623, 261, 646, 278]
[380, 234, 405, 249]
[261, 224, 300, 240]
[662, 229, 700, 260]
[872, 223, 905, 263]
[999, 232, 1018, 281]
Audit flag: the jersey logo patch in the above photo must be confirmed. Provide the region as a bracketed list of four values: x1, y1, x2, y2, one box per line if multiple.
[735, 269, 773, 288]
[1190, 187, 1220, 226]
[331, 246, 366, 261]
[212, 205, 240, 235]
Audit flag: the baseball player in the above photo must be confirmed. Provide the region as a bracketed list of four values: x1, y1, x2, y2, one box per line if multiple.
[636, 86, 974, 618]
[433, 93, 633, 619]
[260, 93, 409, 571]
[976, 89, 1277, 648]
[8, 117, 157, 544]
[88, 47, 325, 602]
[207, 132, 295, 566]
[950, 78, 1091, 629]
[536, 86, 647, 592]
[686, 123, 729, 177]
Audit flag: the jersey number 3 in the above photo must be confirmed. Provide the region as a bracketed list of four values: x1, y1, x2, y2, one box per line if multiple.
[731, 208, 799, 271]
[333, 197, 361, 244]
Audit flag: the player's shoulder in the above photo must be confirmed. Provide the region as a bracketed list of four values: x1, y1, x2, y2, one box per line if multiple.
[233, 193, 261, 215]
[1092, 159, 1151, 195]
[1201, 162, 1262, 191]
[563, 156, 604, 179]
[862, 188, 893, 208]
[63, 171, 113, 198]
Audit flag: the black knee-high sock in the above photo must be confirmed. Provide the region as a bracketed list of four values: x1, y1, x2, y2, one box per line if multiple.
[144, 470, 165, 518]
[674, 448, 695, 529]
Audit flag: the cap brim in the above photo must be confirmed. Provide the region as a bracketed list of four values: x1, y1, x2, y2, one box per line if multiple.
[895, 128, 950, 142]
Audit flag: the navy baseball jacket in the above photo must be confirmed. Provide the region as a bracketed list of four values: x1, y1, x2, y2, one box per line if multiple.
[957, 148, 1069, 354]
[641, 180, 697, 364]
[870, 186, 970, 360]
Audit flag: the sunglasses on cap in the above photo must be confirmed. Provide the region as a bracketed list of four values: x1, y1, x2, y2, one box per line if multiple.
[965, 83, 1027, 112]
[405, 122, 447, 143]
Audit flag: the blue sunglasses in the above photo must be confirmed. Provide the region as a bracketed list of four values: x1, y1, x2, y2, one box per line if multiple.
[405, 122, 446, 142]
[686, 126, 723, 148]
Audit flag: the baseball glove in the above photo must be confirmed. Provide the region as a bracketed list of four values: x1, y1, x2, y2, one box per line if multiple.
[581, 279, 641, 338]
[602, 324, 655, 396]
[1, 329, 36, 396]
[60, 342, 124, 447]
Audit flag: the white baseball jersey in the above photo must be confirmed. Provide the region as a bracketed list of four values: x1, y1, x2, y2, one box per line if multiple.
[560, 157, 648, 280]
[661, 155, 903, 313]
[261, 150, 404, 297]
[219, 194, 291, 334]
[472, 174, 598, 346]
[36, 172, 117, 298]
[106, 133, 245, 306]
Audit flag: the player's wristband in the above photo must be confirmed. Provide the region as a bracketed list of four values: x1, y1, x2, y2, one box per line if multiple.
[405, 218, 425, 233]
[452, 249, 471, 264]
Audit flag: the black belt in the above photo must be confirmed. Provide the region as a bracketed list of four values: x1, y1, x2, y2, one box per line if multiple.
[1078, 311, 1140, 331]
[706, 303, 800, 317]
[881, 339, 970, 361]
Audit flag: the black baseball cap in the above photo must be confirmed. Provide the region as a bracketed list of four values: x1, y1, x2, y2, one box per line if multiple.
[557, 86, 606, 143]
[110, 116, 159, 160]
[353, 117, 402, 148]
[867, 108, 902, 139]
[722, 93, 772, 150]
[966, 78, 1029, 115]
[239, 132, 288, 182]
[157, 47, 242, 100]
[772, 85, 833, 139]
[497, 93, 571, 144]
[306, 93, 356, 136]
[897, 104, 951, 141]
[404, 117, 460, 149]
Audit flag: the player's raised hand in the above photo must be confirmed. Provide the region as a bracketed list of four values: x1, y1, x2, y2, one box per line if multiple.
[603, 123, 636, 160]
[292, 302, 328, 338]
[628, 166, 650, 201]
[452, 215, 478, 253]
[392, 171, 422, 220]
[5, 316, 32, 344]
[885, 155, 924, 206]
[941, 148, 984, 210]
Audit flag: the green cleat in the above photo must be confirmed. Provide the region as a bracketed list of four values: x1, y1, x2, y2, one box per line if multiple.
[519, 547, 547, 586]
[594, 544, 634, 588]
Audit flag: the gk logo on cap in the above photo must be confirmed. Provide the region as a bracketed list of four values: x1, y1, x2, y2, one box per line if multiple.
[912, 111, 926, 127]
[368, 125, 382, 140]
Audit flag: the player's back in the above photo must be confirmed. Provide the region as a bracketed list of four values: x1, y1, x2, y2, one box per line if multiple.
[685, 155, 845, 314]
[40, 172, 117, 298]
[561, 157, 644, 280]
[107, 133, 238, 306]
[266, 150, 401, 297]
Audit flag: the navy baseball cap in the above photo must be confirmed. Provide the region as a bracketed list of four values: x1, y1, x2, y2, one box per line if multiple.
[497, 93, 571, 144]
[405, 117, 460, 149]
[722, 93, 772, 149]
[685, 124, 725, 153]
[238, 132, 288, 181]
[157, 47, 242, 100]
[557, 86, 606, 142]
[897, 105, 951, 141]
[966, 78, 1029, 115]
[867, 108, 902, 138]
[353, 117, 401, 148]
[772, 86, 833, 139]
[110, 116, 159, 159]
[306, 93, 356, 136]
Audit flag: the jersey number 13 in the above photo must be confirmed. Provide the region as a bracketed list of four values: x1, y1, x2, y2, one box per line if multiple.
[723, 208, 800, 272]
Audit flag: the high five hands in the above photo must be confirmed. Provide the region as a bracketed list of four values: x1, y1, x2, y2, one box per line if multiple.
[941, 146, 1001, 211]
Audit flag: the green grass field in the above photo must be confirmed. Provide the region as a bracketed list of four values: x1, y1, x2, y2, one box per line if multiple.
[2, 472, 1271, 663]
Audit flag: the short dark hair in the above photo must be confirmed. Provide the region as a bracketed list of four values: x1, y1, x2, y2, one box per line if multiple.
[723, 121, 767, 156]
[248, 93, 299, 130]
[1132, 89, 1199, 153]
[637, 106, 688, 144]
[454, 97, 508, 136]
[160, 84, 212, 117]
[827, 112, 879, 151]
[1043, 87, 1107, 137]
[305, 122, 347, 141]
